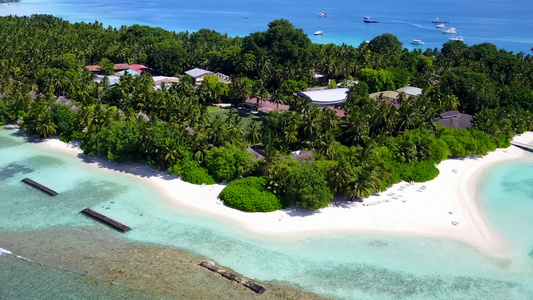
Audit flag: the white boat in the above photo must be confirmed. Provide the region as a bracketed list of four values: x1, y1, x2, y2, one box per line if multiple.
[449, 36, 464, 41]
[314, 31, 323, 35]
[436, 24, 445, 28]
[442, 27, 457, 34]
[318, 12, 327, 17]
[410, 39, 425, 45]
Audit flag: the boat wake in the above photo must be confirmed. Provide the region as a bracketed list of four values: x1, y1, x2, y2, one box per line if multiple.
[388, 20, 437, 31]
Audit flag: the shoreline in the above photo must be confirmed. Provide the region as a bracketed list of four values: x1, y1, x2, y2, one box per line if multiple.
[12, 125, 533, 257]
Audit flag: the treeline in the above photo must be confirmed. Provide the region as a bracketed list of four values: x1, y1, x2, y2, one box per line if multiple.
[0, 15, 532, 212]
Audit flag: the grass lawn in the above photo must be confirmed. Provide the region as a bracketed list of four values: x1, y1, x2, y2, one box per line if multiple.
[207, 106, 262, 128]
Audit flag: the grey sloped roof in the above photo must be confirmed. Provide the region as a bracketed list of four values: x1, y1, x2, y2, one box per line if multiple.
[56, 96, 79, 112]
[185, 68, 212, 78]
[246, 147, 264, 161]
[290, 150, 313, 161]
[185, 126, 196, 135]
[439, 110, 460, 119]
[438, 111, 473, 129]
[56, 96, 68, 104]
[137, 112, 151, 122]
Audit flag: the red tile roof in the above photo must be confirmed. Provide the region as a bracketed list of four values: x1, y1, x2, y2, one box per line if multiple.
[113, 63, 130, 71]
[85, 65, 102, 72]
[129, 64, 153, 74]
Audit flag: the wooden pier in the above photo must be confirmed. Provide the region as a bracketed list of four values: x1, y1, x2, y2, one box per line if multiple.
[510, 141, 533, 153]
[199, 261, 266, 294]
[80, 208, 131, 233]
[21, 178, 58, 196]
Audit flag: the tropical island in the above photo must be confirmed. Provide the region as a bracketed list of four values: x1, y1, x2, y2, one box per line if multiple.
[1, 14, 533, 299]
[0, 15, 532, 215]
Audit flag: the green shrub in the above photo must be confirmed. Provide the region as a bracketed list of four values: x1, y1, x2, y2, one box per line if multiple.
[219, 177, 283, 212]
[169, 159, 215, 185]
[403, 161, 440, 182]
[204, 144, 254, 182]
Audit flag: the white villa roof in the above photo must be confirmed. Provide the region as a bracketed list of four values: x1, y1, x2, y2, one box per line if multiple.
[396, 86, 423, 96]
[297, 88, 350, 105]
[185, 68, 212, 78]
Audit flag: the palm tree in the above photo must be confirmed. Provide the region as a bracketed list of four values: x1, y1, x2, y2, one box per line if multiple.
[346, 168, 381, 200]
[246, 121, 261, 146]
[36, 119, 57, 138]
[442, 94, 460, 111]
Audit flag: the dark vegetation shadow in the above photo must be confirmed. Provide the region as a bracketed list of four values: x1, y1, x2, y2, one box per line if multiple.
[77, 153, 177, 181]
[283, 207, 320, 217]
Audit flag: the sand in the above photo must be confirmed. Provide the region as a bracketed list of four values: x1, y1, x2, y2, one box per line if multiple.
[24, 125, 533, 257]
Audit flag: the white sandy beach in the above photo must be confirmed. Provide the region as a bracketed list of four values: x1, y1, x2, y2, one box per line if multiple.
[26, 126, 533, 257]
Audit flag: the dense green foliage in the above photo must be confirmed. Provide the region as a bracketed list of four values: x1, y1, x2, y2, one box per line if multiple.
[219, 177, 283, 212]
[1, 15, 532, 212]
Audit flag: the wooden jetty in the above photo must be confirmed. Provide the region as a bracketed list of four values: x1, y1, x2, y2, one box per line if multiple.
[510, 141, 533, 153]
[80, 208, 131, 233]
[21, 178, 58, 196]
[199, 260, 266, 294]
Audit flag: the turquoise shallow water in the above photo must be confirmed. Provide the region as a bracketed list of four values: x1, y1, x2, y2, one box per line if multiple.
[0, 255, 167, 299]
[0, 128, 532, 300]
[1, 0, 532, 52]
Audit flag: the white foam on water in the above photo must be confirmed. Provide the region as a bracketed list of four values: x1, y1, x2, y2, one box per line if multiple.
[0, 247, 12, 256]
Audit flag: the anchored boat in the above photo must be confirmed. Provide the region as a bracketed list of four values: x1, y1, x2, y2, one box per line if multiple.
[363, 16, 379, 23]
[442, 27, 457, 34]
[431, 18, 448, 23]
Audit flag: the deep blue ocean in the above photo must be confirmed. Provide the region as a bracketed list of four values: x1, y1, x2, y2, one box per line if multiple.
[1, 0, 533, 52]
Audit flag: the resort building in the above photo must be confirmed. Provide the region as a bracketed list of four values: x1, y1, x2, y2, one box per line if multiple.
[56, 96, 79, 111]
[185, 68, 214, 85]
[184, 68, 231, 85]
[369, 90, 400, 105]
[438, 111, 473, 129]
[396, 86, 423, 97]
[369, 86, 423, 106]
[113, 63, 130, 72]
[296, 88, 350, 106]
[85, 65, 102, 72]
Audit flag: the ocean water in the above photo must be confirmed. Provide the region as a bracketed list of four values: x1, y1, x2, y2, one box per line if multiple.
[1, 127, 533, 299]
[1, 0, 532, 53]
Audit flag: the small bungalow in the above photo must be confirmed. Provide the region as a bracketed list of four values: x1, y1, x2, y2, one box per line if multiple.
[247, 147, 265, 161]
[290, 150, 313, 162]
[438, 111, 473, 129]
[369, 90, 400, 103]
[296, 88, 350, 106]
[185, 68, 213, 85]
[137, 112, 150, 122]
[113, 63, 130, 71]
[184, 68, 231, 85]
[85, 65, 102, 72]
[56, 96, 79, 111]
[396, 86, 423, 97]
[129, 64, 153, 74]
